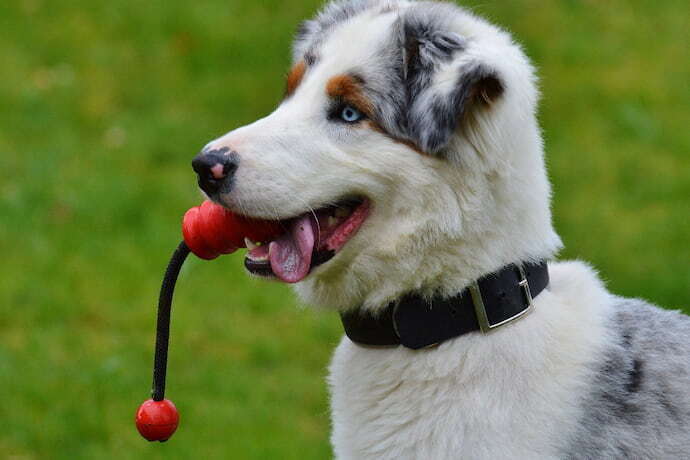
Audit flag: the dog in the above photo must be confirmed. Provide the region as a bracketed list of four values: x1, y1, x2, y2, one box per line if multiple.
[190, 0, 690, 458]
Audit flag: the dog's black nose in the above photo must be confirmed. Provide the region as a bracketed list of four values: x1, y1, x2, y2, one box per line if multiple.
[191, 148, 239, 196]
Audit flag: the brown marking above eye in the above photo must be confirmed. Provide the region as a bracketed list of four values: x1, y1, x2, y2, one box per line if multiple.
[285, 60, 307, 97]
[325, 74, 374, 117]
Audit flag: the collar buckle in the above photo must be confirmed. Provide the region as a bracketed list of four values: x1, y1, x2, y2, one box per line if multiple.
[469, 264, 534, 333]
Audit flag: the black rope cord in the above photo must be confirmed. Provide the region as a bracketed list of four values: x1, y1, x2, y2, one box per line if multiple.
[151, 241, 190, 401]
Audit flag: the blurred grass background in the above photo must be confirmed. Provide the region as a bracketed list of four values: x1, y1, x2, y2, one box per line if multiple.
[0, 0, 688, 458]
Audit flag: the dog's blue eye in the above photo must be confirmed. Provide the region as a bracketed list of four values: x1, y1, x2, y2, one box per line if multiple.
[340, 105, 364, 123]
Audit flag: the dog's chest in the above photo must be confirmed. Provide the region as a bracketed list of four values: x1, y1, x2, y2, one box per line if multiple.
[327, 335, 586, 460]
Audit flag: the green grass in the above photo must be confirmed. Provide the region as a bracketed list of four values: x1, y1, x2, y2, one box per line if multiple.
[0, 0, 688, 458]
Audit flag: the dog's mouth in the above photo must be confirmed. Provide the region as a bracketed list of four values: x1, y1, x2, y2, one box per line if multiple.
[243, 197, 370, 283]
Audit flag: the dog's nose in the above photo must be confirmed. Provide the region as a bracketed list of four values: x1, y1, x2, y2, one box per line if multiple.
[191, 149, 239, 196]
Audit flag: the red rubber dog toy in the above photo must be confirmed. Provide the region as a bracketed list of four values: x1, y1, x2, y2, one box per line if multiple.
[135, 201, 281, 442]
[182, 200, 283, 260]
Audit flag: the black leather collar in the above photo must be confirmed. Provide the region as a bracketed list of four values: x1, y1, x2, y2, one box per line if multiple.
[340, 261, 549, 349]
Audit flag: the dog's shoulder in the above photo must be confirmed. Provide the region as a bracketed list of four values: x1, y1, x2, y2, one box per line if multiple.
[329, 261, 690, 459]
[561, 292, 690, 458]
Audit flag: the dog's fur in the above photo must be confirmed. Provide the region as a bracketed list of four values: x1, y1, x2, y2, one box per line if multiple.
[202, 1, 690, 457]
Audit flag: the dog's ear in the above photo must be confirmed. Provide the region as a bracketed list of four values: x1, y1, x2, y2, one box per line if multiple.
[400, 22, 504, 155]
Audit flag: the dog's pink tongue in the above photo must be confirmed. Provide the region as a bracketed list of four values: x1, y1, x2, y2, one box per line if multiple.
[268, 215, 315, 283]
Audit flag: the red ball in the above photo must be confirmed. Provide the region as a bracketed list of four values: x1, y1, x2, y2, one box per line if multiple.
[198, 200, 241, 253]
[182, 206, 219, 260]
[135, 399, 180, 442]
[182, 200, 283, 259]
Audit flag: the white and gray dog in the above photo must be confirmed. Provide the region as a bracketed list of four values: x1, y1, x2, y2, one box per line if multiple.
[190, 0, 690, 458]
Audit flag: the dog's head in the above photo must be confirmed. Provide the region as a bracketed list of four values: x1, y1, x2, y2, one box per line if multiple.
[193, 0, 561, 310]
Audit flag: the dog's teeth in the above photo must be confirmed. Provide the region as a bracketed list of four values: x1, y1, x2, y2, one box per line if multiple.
[335, 208, 350, 218]
[245, 237, 258, 250]
[327, 216, 338, 227]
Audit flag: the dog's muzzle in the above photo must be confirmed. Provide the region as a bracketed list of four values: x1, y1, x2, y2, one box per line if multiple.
[192, 147, 239, 196]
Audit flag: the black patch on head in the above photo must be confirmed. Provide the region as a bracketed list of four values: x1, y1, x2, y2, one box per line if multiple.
[407, 61, 504, 154]
[401, 21, 465, 96]
[394, 12, 504, 155]
[403, 20, 466, 70]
